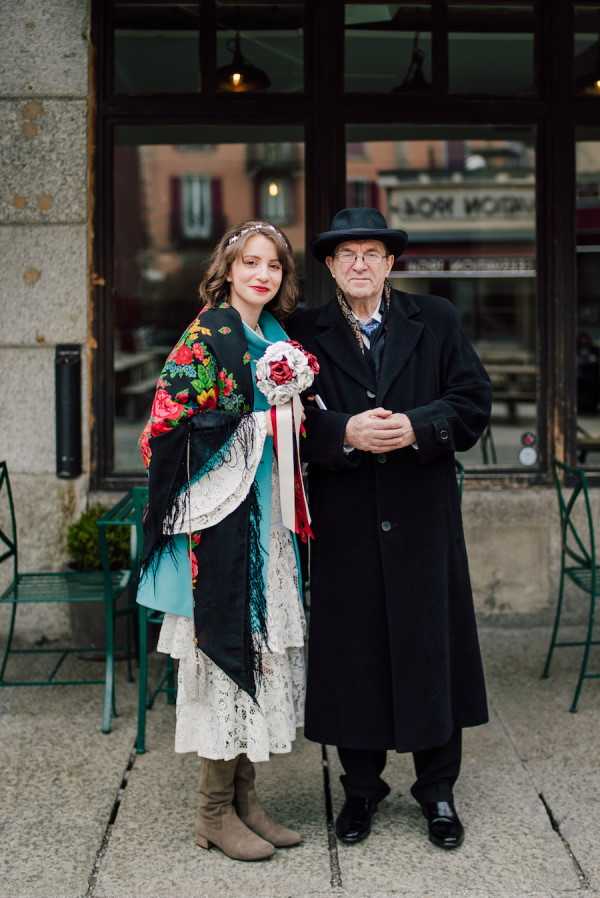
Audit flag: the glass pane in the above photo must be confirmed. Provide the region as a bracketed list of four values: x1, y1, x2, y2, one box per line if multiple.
[216, 2, 304, 92]
[113, 3, 201, 94]
[345, 3, 432, 93]
[576, 133, 600, 465]
[346, 124, 537, 470]
[575, 4, 600, 96]
[112, 125, 305, 473]
[448, 2, 535, 96]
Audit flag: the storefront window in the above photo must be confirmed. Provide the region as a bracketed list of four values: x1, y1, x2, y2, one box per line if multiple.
[346, 124, 537, 469]
[112, 125, 305, 473]
[574, 4, 600, 96]
[576, 132, 600, 466]
[448, 2, 535, 96]
[345, 3, 432, 93]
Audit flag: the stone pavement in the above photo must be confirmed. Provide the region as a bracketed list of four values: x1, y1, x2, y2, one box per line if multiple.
[1, 627, 599, 898]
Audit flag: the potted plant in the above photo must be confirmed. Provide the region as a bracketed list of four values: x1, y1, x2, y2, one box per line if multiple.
[68, 504, 132, 654]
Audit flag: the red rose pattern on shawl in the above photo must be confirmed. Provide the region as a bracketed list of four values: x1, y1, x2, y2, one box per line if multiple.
[138, 316, 250, 578]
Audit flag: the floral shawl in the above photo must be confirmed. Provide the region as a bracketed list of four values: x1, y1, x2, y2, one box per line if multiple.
[140, 304, 271, 699]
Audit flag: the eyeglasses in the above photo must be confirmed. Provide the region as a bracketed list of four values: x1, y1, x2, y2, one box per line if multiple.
[335, 250, 389, 267]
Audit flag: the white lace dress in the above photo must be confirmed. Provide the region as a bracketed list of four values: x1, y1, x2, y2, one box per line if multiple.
[157, 416, 306, 763]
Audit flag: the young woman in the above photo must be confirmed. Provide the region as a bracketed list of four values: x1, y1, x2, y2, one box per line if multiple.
[137, 221, 307, 862]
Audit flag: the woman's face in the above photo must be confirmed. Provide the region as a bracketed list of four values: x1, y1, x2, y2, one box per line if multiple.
[227, 234, 283, 318]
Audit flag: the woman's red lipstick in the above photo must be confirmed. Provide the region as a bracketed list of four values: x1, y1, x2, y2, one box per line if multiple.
[250, 286, 269, 293]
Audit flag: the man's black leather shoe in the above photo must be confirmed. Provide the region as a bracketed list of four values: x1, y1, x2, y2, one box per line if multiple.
[422, 800, 464, 850]
[335, 797, 378, 844]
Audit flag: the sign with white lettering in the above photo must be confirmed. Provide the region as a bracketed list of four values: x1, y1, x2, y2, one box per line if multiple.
[386, 185, 535, 224]
[398, 256, 535, 273]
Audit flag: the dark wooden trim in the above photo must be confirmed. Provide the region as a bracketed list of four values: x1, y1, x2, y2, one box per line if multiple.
[98, 94, 312, 121]
[431, 0, 449, 96]
[541, 0, 576, 473]
[199, 0, 217, 96]
[340, 96, 548, 123]
[304, 0, 345, 307]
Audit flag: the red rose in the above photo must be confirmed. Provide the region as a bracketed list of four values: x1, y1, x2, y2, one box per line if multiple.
[191, 343, 205, 361]
[172, 344, 194, 366]
[151, 388, 185, 427]
[269, 358, 295, 385]
[150, 418, 171, 437]
[306, 351, 320, 374]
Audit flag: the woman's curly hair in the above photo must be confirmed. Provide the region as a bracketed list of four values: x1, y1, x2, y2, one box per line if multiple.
[198, 220, 298, 319]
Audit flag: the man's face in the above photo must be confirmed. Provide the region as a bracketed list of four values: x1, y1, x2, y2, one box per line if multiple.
[326, 240, 394, 303]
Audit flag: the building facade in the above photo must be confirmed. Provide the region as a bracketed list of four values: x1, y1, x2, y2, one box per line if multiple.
[2, 1, 600, 639]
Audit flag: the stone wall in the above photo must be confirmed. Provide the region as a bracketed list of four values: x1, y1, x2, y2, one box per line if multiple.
[0, 1, 90, 639]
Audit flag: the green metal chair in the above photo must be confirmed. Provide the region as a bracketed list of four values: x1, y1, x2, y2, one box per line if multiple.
[480, 424, 498, 465]
[117, 486, 176, 754]
[542, 459, 600, 711]
[0, 460, 131, 733]
[95, 484, 175, 751]
[136, 603, 176, 754]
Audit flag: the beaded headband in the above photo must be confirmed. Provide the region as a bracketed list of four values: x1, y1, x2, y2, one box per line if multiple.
[226, 223, 285, 247]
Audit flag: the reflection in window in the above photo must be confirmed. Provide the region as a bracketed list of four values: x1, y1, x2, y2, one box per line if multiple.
[448, 2, 535, 96]
[576, 135, 600, 466]
[345, 3, 432, 93]
[575, 5, 600, 96]
[257, 178, 294, 225]
[112, 126, 305, 473]
[216, 2, 304, 92]
[346, 126, 537, 469]
[114, 30, 201, 94]
[180, 176, 213, 240]
[113, 2, 202, 94]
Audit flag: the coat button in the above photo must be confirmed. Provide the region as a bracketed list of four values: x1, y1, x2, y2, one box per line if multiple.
[381, 520, 392, 532]
[366, 389, 376, 399]
[440, 429, 449, 440]
[377, 453, 387, 464]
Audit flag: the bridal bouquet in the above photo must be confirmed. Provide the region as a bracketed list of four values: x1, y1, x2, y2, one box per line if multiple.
[255, 340, 319, 542]
[255, 340, 319, 406]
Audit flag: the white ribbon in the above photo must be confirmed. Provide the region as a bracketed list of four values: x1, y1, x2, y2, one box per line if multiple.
[275, 394, 311, 533]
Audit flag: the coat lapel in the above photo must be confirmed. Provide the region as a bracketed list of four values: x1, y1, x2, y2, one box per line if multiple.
[376, 290, 424, 405]
[314, 300, 376, 392]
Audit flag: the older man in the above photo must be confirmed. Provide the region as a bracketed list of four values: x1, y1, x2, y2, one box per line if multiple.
[289, 208, 491, 850]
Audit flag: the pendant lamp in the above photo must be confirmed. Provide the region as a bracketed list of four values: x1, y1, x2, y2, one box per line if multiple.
[216, 32, 271, 93]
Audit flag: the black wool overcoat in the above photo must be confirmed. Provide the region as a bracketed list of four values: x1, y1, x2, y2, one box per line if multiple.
[288, 288, 492, 753]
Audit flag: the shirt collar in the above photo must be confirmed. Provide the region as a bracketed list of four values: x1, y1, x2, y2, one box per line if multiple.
[351, 302, 383, 325]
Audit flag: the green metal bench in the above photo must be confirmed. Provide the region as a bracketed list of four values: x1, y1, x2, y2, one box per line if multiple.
[542, 459, 600, 711]
[99, 484, 176, 753]
[0, 461, 132, 734]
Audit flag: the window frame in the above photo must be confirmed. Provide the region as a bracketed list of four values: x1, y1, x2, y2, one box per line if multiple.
[91, 0, 582, 489]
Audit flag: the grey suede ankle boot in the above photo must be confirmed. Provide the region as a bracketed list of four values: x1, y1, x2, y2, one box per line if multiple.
[196, 757, 275, 861]
[235, 754, 302, 848]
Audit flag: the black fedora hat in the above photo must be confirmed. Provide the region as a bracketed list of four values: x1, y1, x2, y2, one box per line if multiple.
[311, 207, 408, 263]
